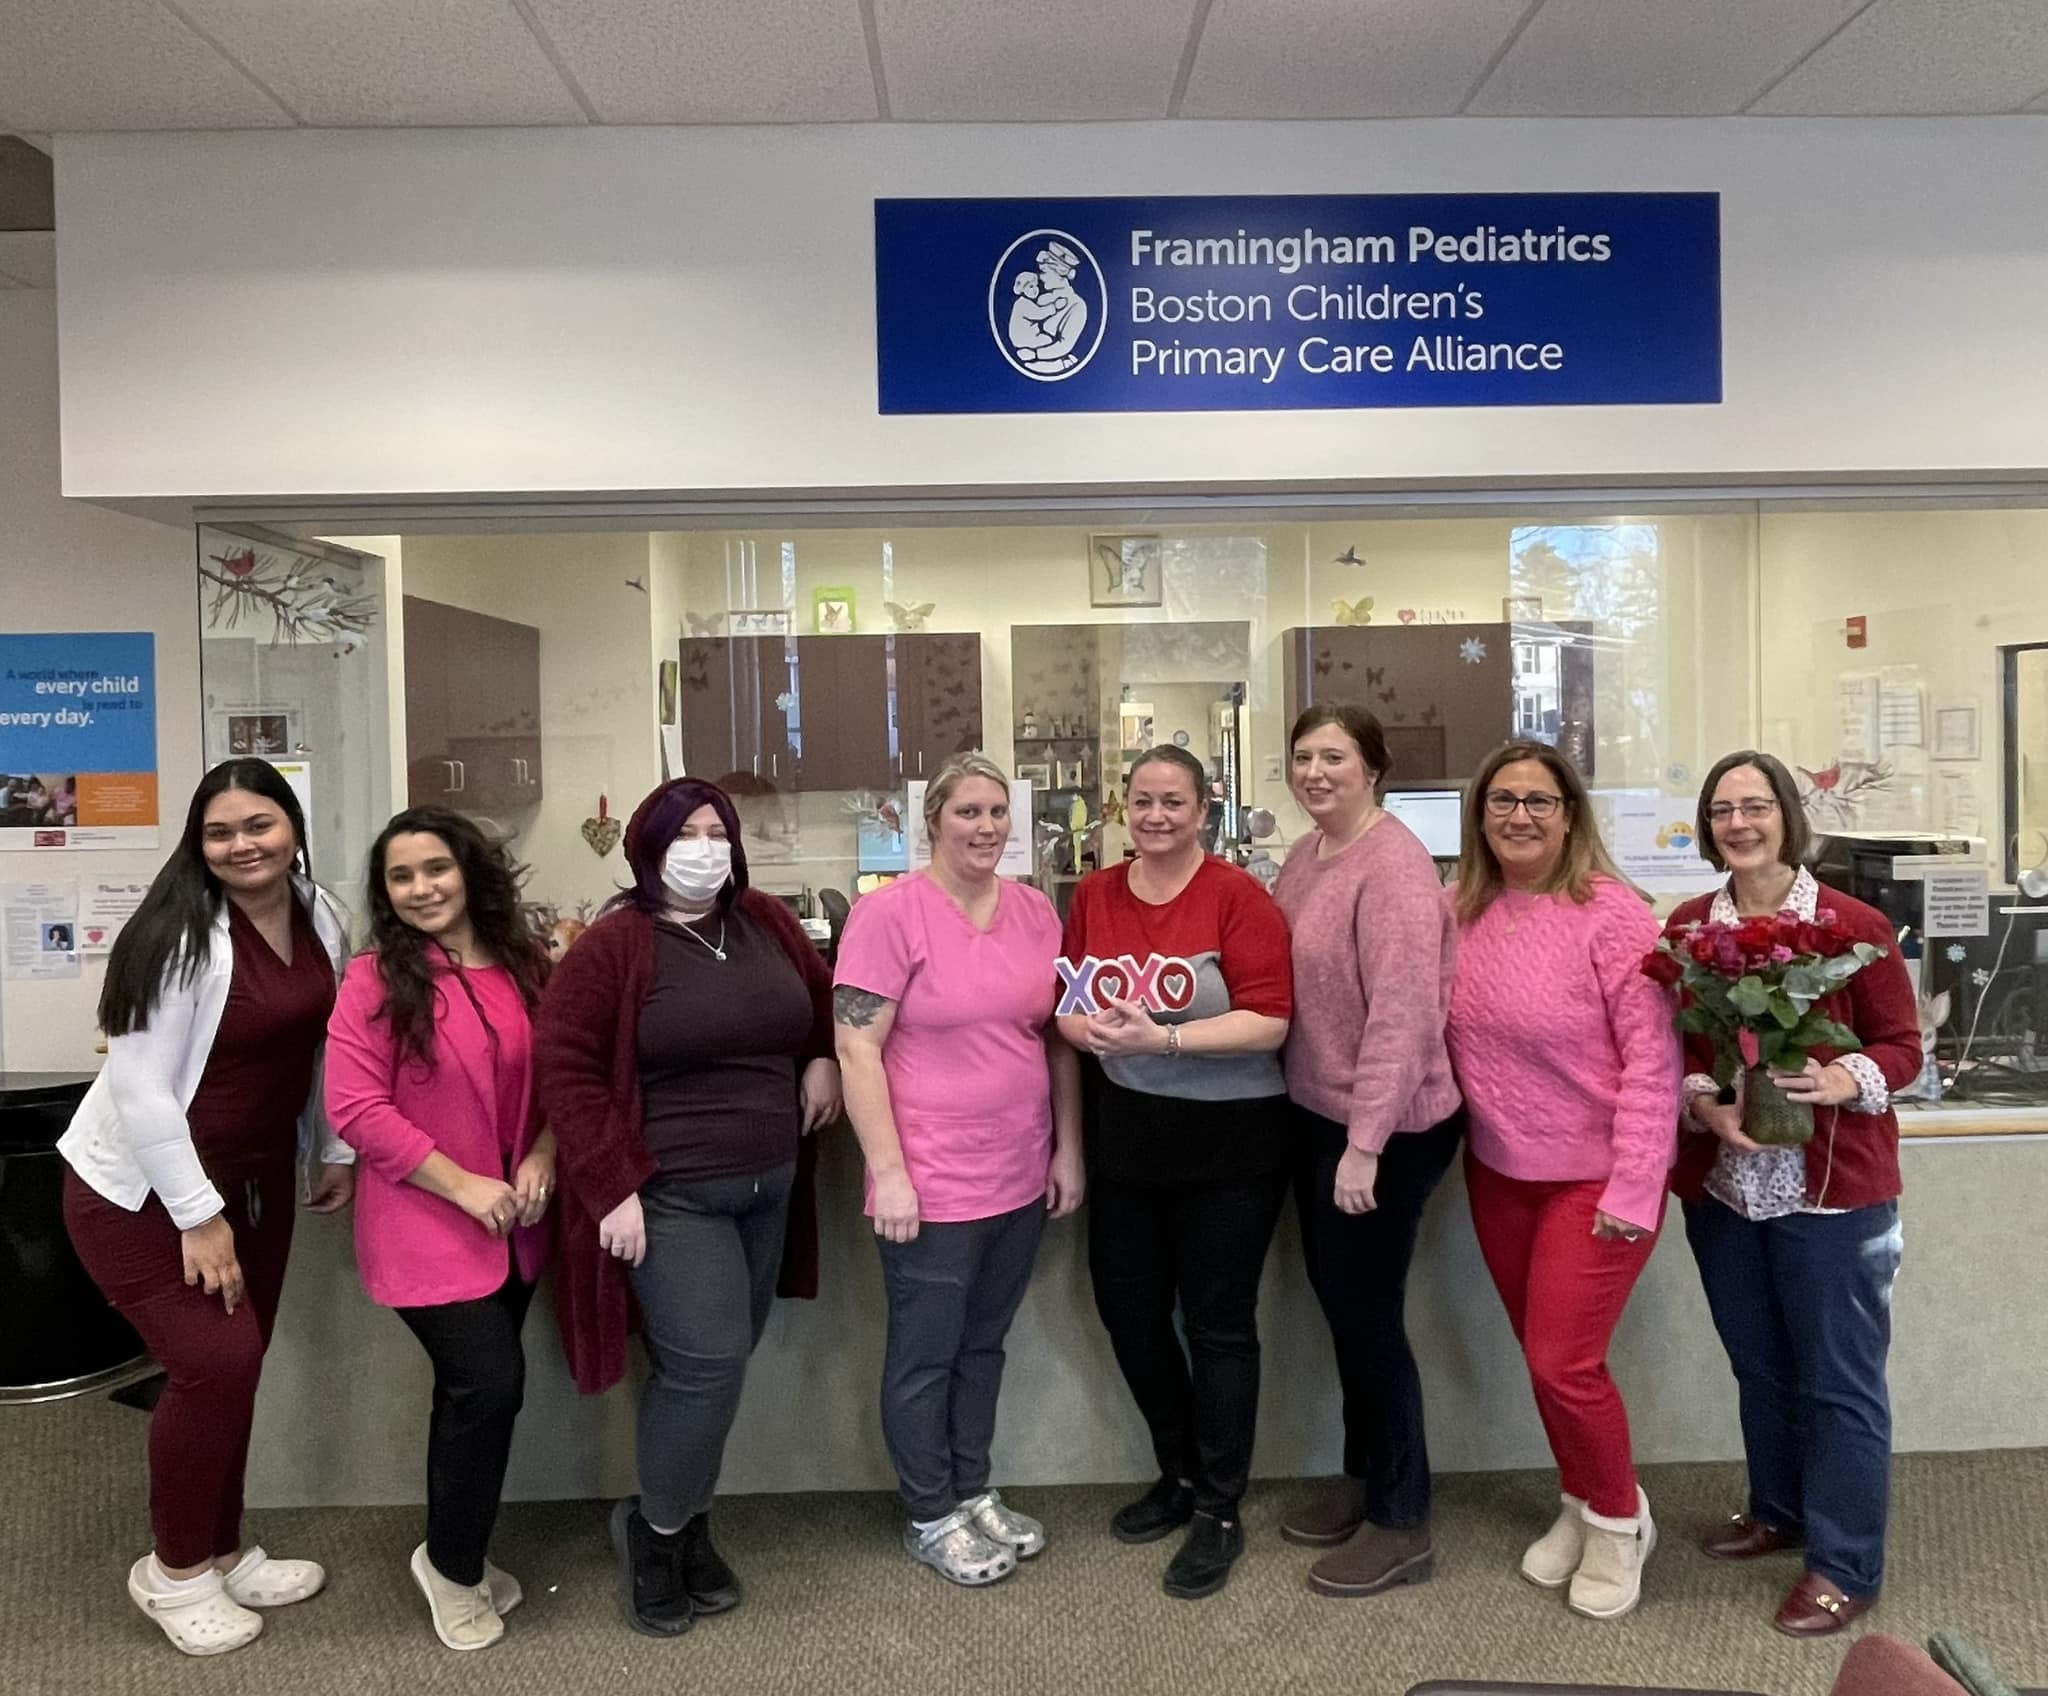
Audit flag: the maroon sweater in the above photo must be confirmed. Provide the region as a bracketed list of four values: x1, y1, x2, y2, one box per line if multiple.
[535, 890, 835, 1394]
[1666, 881, 1921, 1213]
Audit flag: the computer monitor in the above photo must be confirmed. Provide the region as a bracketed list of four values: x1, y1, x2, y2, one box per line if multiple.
[1382, 788, 1464, 859]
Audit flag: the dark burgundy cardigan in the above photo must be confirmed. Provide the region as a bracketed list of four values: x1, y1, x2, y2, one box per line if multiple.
[1666, 880, 1922, 1214]
[534, 890, 835, 1394]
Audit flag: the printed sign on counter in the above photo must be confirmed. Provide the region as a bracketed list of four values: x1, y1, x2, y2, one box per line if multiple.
[877, 193, 1721, 415]
[0, 632, 159, 848]
[1922, 866, 1991, 939]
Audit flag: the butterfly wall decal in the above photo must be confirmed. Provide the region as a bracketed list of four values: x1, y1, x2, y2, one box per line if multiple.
[1333, 546, 1365, 567]
[1331, 597, 1374, 626]
[685, 612, 726, 637]
[885, 601, 936, 631]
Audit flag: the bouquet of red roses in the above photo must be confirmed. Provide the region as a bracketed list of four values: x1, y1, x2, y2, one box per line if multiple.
[1642, 911, 1887, 1146]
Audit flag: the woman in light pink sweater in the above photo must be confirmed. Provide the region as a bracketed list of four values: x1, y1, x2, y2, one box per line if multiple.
[1444, 742, 1680, 1624]
[1271, 704, 1463, 1601]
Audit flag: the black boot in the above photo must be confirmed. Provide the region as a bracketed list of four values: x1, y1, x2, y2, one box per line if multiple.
[1112, 1476, 1196, 1545]
[610, 1498, 692, 1637]
[1163, 1509, 1246, 1600]
[679, 1512, 740, 1615]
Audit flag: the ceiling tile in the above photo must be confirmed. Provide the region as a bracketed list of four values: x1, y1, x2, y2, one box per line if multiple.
[1752, 0, 2048, 114]
[1469, 0, 1865, 117]
[0, 0, 290, 129]
[521, 0, 876, 123]
[1181, 0, 1529, 119]
[173, 0, 586, 126]
[878, 0, 1194, 120]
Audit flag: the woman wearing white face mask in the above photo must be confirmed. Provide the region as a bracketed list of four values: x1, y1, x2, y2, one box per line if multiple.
[535, 779, 841, 1638]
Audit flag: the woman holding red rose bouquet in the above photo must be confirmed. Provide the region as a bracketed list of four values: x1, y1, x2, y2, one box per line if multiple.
[1662, 751, 1920, 1638]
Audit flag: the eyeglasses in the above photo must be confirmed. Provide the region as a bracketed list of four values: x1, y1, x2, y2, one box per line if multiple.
[1706, 798, 1780, 824]
[1483, 790, 1564, 821]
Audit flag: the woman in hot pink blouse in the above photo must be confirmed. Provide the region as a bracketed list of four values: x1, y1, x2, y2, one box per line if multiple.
[1444, 742, 1680, 1624]
[324, 808, 554, 1654]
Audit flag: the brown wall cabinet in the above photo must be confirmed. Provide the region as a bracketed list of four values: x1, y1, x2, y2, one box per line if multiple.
[679, 632, 983, 793]
[404, 595, 543, 811]
[1282, 623, 1513, 787]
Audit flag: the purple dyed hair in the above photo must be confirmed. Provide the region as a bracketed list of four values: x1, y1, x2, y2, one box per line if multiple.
[611, 777, 751, 914]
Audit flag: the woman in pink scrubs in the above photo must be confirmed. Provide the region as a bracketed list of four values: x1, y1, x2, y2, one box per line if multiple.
[833, 753, 1083, 1588]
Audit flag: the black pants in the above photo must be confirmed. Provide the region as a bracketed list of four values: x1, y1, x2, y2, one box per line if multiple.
[1088, 1167, 1289, 1516]
[395, 1272, 536, 1587]
[1293, 1105, 1464, 1530]
[876, 1201, 1047, 1521]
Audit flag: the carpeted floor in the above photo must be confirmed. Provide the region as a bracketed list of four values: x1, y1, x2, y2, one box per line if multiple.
[4, 1393, 2044, 1696]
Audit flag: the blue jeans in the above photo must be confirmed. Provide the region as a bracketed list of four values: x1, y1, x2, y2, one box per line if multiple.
[1683, 1196, 1903, 1599]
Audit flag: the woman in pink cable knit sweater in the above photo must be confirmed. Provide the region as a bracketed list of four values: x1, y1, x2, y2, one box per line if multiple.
[1444, 741, 1680, 1624]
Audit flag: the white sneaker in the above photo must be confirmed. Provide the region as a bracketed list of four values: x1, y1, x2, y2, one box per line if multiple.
[220, 1545, 326, 1608]
[484, 1559, 522, 1616]
[1521, 1492, 1587, 1588]
[1569, 1489, 1656, 1620]
[126, 1558, 264, 1657]
[410, 1542, 505, 1651]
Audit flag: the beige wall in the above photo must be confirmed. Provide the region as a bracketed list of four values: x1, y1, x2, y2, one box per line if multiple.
[0, 294, 196, 1073]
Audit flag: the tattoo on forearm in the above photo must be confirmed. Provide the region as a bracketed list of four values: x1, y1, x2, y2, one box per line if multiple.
[834, 986, 892, 1028]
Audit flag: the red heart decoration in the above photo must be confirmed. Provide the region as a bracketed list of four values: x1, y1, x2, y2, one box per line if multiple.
[1398, 608, 1417, 625]
[1156, 965, 1195, 1011]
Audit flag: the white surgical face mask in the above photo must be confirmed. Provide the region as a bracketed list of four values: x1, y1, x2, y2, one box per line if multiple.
[661, 837, 733, 908]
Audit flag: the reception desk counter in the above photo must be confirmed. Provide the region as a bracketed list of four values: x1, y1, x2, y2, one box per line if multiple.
[242, 1127, 2047, 1510]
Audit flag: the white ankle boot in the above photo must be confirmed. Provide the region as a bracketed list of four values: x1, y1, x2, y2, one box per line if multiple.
[1521, 1492, 1587, 1588]
[1569, 1489, 1655, 1620]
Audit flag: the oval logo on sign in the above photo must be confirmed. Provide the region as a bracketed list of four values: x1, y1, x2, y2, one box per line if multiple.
[987, 229, 1107, 382]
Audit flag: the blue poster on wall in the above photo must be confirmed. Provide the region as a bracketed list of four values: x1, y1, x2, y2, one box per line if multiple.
[876, 193, 1720, 415]
[0, 632, 159, 848]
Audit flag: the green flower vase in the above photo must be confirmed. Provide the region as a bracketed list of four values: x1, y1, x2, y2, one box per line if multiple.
[1740, 1062, 1815, 1148]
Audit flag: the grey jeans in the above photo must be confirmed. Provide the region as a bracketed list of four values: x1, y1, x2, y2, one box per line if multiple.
[628, 1163, 796, 1530]
[876, 1199, 1047, 1522]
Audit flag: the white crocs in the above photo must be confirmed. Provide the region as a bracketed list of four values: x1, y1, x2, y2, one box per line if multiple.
[127, 1559, 264, 1657]
[220, 1545, 327, 1608]
[903, 1507, 1016, 1587]
[962, 1489, 1046, 1559]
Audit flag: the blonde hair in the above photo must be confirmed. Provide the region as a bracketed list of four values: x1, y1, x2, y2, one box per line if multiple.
[921, 752, 1012, 838]
[1453, 740, 1635, 925]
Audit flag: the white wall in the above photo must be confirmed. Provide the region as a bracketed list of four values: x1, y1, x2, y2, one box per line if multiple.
[0, 293, 195, 1071]
[52, 119, 2048, 501]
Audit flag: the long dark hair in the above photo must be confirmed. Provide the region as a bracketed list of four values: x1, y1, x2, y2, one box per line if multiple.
[611, 778, 750, 916]
[362, 807, 547, 1067]
[99, 760, 312, 1036]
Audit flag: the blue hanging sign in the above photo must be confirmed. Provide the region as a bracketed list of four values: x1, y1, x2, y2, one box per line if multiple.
[876, 193, 1720, 414]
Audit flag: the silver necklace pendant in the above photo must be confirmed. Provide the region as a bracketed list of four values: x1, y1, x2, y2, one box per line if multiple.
[676, 917, 728, 961]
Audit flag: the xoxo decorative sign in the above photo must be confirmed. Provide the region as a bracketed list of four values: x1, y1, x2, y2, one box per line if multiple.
[1057, 952, 1200, 1017]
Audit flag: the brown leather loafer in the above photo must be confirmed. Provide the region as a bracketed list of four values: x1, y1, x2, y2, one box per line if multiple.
[1700, 1515, 1801, 1561]
[1307, 1523, 1435, 1597]
[1773, 1571, 1875, 1637]
[1280, 1477, 1372, 1548]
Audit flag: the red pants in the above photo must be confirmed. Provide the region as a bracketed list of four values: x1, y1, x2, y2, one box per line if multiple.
[1465, 1152, 1662, 1519]
[63, 1166, 297, 1568]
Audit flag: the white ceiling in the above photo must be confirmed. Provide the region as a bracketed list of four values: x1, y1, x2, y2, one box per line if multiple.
[2, 0, 2045, 134]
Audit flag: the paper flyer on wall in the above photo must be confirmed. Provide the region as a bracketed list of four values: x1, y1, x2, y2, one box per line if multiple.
[0, 631, 159, 849]
[1596, 790, 1720, 898]
[81, 876, 152, 954]
[2, 881, 82, 980]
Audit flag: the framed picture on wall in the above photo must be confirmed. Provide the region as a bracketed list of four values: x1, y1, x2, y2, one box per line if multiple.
[657, 659, 679, 727]
[813, 587, 857, 634]
[1016, 761, 1052, 790]
[1090, 533, 1164, 608]
[731, 609, 791, 637]
[1933, 702, 1980, 760]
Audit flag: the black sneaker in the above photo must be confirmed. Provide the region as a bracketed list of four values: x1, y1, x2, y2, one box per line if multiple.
[1163, 1510, 1246, 1600]
[679, 1512, 740, 1615]
[1111, 1476, 1196, 1545]
[610, 1498, 693, 1637]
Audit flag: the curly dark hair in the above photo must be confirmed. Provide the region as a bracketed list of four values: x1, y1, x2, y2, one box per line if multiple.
[361, 807, 547, 1066]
